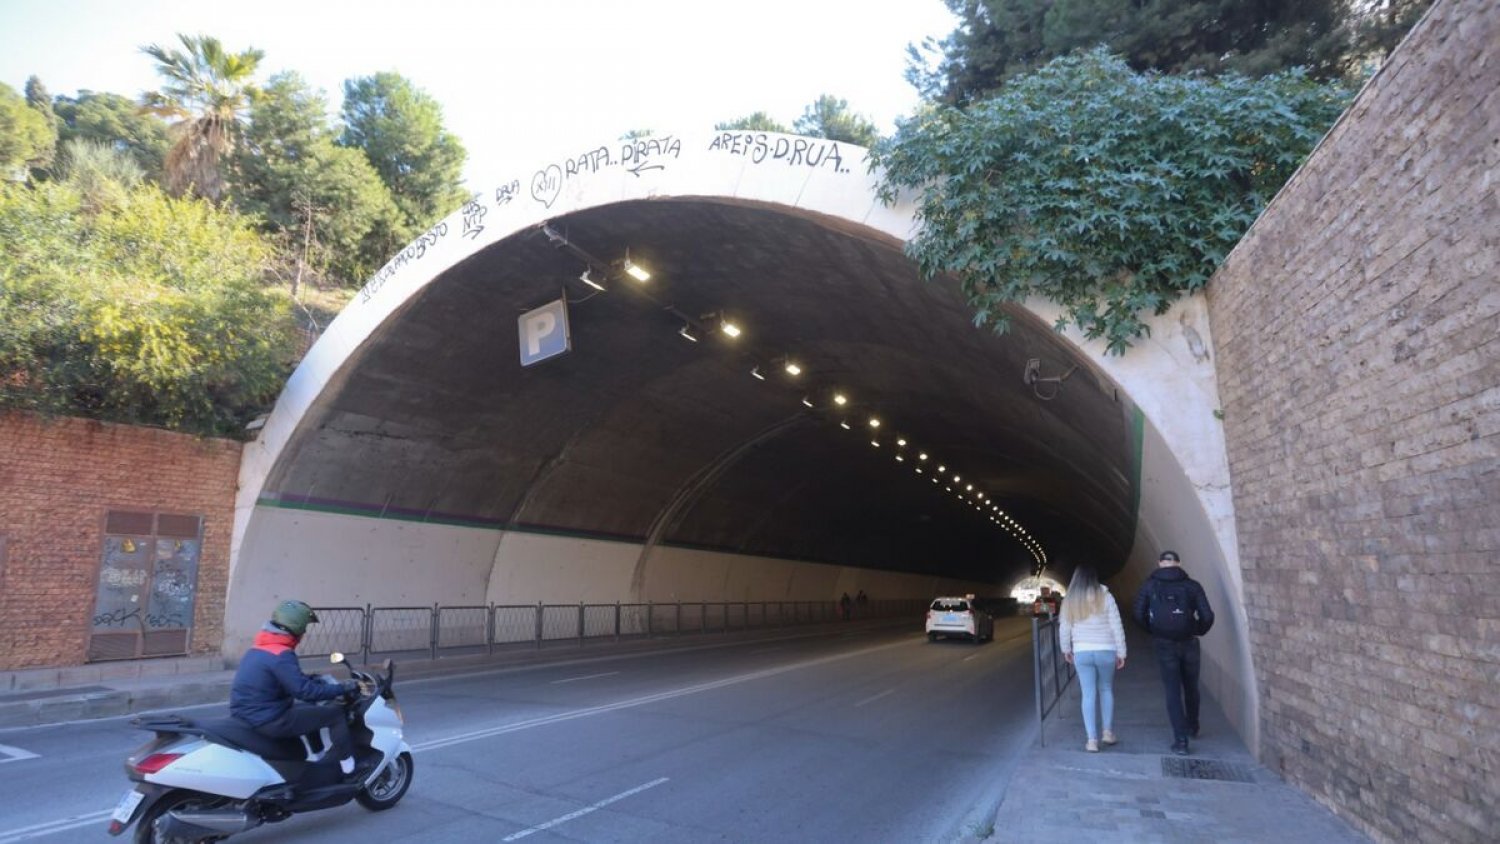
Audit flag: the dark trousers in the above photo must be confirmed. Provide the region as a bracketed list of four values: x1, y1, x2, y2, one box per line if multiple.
[256, 703, 352, 762]
[1151, 637, 1201, 741]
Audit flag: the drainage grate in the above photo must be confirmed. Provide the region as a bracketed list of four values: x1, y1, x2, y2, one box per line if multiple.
[1161, 757, 1257, 783]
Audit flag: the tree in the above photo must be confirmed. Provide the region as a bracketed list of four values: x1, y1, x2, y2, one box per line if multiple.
[54, 139, 146, 212]
[913, 0, 1353, 105]
[232, 72, 407, 290]
[53, 90, 171, 179]
[874, 49, 1353, 355]
[141, 33, 265, 201]
[338, 72, 467, 232]
[23, 76, 58, 175]
[793, 95, 880, 146]
[715, 111, 790, 133]
[1348, 1, 1436, 70]
[0, 82, 55, 179]
[0, 179, 295, 436]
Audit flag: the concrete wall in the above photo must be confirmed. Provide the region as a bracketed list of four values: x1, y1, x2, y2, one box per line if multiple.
[1205, 2, 1499, 841]
[224, 506, 995, 655]
[0, 412, 240, 670]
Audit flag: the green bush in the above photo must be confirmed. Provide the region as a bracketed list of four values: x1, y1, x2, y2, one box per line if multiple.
[0, 179, 295, 436]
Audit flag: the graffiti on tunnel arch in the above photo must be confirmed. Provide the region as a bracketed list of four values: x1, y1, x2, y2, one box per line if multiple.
[530, 134, 685, 208]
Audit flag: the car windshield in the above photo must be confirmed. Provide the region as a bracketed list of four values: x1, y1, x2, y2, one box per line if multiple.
[931, 600, 970, 612]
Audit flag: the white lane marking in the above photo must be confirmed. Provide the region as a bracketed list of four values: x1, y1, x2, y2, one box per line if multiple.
[413, 638, 908, 753]
[0, 810, 111, 843]
[0, 743, 39, 763]
[854, 689, 894, 708]
[502, 777, 670, 841]
[962, 653, 982, 662]
[549, 671, 620, 685]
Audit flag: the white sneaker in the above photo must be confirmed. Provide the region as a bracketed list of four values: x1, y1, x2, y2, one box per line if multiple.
[1101, 730, 1117, 745]
[1085, 739, 1099, 752]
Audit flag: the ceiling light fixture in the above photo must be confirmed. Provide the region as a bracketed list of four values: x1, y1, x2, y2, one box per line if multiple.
[869, 418, 881, 428]
[623, 254, 651, 282]
[919, 453, 928, 461]
[783, 360, 802, 377]
[839, 420, 851, 430]
[895, 454, 904, 462]
[720, 321, 741, 338]
[833, 393, 848, 406]
[801, 396, 814, 408]
[896, 438, 907, 447]
[578, 269, 605, 291]
[678, 325, 699, 342]
[751, 366, 765, 381]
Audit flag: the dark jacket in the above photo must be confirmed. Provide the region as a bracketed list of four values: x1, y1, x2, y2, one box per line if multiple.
[1132, 566, 1214, 640]
[230, 625, 348, 725]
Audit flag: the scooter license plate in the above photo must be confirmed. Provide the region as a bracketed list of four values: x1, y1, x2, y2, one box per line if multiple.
[110, 789, 145, 824]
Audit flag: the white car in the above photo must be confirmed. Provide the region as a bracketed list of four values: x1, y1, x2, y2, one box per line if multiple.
[925, 596, 994, 643]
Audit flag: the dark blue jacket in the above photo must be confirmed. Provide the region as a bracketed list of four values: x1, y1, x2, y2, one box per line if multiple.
[1132, 565, 1214, 640]
[229, 625, 348, 725]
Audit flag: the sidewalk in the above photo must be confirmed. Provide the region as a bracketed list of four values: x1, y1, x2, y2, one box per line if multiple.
[981, 628, 1371, 844]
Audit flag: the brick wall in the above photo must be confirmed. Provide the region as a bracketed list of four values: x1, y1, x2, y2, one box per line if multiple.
[1205, 1, 1499, 841]
[0, 412, 241, 670]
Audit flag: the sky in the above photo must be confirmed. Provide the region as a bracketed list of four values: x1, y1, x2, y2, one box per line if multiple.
[0, 0, 959, 192]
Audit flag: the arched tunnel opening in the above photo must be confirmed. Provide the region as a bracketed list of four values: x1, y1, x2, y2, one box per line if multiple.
[253, 198, 1136, 598]
[226, 136, 1245, 739]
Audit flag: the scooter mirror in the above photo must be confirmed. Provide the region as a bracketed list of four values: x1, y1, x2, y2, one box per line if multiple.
[330, 652, 346, 665]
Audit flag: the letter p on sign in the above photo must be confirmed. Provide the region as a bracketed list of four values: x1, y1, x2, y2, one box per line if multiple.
[518, 297, 571, 366]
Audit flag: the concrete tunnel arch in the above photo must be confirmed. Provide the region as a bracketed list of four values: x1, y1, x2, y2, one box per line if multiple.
[226, 131, 1256, 743]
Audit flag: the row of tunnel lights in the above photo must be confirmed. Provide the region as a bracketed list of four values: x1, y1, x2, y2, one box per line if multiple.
[551, 229, 1049, 568]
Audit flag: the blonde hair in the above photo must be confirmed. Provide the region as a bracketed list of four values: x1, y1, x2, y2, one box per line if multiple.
[1060, 565, 1106, 624]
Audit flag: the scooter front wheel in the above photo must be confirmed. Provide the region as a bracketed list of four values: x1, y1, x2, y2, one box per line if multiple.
[356, 751, 414, 811]
[133, 790, 227, 844]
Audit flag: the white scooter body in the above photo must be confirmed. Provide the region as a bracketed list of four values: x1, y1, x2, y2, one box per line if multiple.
[109, 655, 413, 842]
[141, 692, 408, 797]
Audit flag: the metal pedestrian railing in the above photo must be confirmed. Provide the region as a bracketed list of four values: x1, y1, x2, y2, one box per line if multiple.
[1032, 614, 1077, 747]
[300, 599, 923, 663]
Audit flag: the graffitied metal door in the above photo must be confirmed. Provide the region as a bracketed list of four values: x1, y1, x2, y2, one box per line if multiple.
[88, 511, 203, 661]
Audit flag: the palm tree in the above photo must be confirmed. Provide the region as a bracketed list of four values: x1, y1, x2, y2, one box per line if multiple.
[141, 34, 264, 201]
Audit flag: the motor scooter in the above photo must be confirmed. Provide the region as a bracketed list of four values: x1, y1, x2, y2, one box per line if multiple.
[107, 653, 413, 843]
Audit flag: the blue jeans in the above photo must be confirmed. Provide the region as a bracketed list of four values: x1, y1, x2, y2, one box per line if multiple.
[1075, 649, 1117, 740]
[1152, 637, 1201, 742]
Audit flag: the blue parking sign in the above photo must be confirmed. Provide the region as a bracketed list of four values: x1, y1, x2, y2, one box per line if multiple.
[518, 297, 571, 366]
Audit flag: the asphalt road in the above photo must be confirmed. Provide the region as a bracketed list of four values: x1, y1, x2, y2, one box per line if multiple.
[0, 618, 1039, 843]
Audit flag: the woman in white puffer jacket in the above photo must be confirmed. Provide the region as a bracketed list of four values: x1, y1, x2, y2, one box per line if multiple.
[1059, 564, 1127, 752]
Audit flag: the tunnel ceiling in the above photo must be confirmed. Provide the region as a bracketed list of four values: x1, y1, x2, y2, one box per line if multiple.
[263, 198, 1139, 586]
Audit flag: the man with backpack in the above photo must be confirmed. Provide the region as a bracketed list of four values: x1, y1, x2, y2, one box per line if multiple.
[1133, 550, 1215, 756]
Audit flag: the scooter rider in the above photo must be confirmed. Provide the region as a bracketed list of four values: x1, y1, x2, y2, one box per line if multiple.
[230, 600, 360, 778]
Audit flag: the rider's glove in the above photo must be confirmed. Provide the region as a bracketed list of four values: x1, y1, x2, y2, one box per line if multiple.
[341, 680, 361, 696]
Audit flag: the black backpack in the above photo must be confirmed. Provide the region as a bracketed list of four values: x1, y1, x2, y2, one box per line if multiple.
[1148, 580, 1197, 641]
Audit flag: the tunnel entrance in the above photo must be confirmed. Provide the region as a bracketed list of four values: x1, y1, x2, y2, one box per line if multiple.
[227, 132, 1242, 733]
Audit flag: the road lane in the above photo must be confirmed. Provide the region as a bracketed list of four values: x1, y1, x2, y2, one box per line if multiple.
[0, 619, 1038, 843]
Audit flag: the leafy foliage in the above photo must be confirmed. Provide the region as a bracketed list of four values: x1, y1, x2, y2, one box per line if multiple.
[53, 90, 171, 180]
[0, 82, 56, 177]
[338, 72, 467, 232]
[232, 72, 407, 288]
[716, 111, 790, 133]
[141, 33, 265, 201]
[911, 0, 1363, 105]
[793, 95, 880, 146]
[0, 179, 295, 436]
[874, 49, 1352, 354]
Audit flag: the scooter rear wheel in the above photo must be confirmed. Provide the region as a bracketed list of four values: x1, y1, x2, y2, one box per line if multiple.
[133, 790, 227, 844]
[356, 751, 414, 811]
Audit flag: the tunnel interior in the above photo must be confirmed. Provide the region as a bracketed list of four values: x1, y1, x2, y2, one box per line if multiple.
[260, 198, 1139, 591]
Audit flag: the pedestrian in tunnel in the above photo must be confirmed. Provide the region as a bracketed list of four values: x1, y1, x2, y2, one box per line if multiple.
[1133, 550, 1215, 756]
[840, 592, 853, 621]
[1059, 564, 1127, 752]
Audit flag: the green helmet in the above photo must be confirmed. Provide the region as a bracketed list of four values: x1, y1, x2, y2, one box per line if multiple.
[270, 600, 319, 637]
